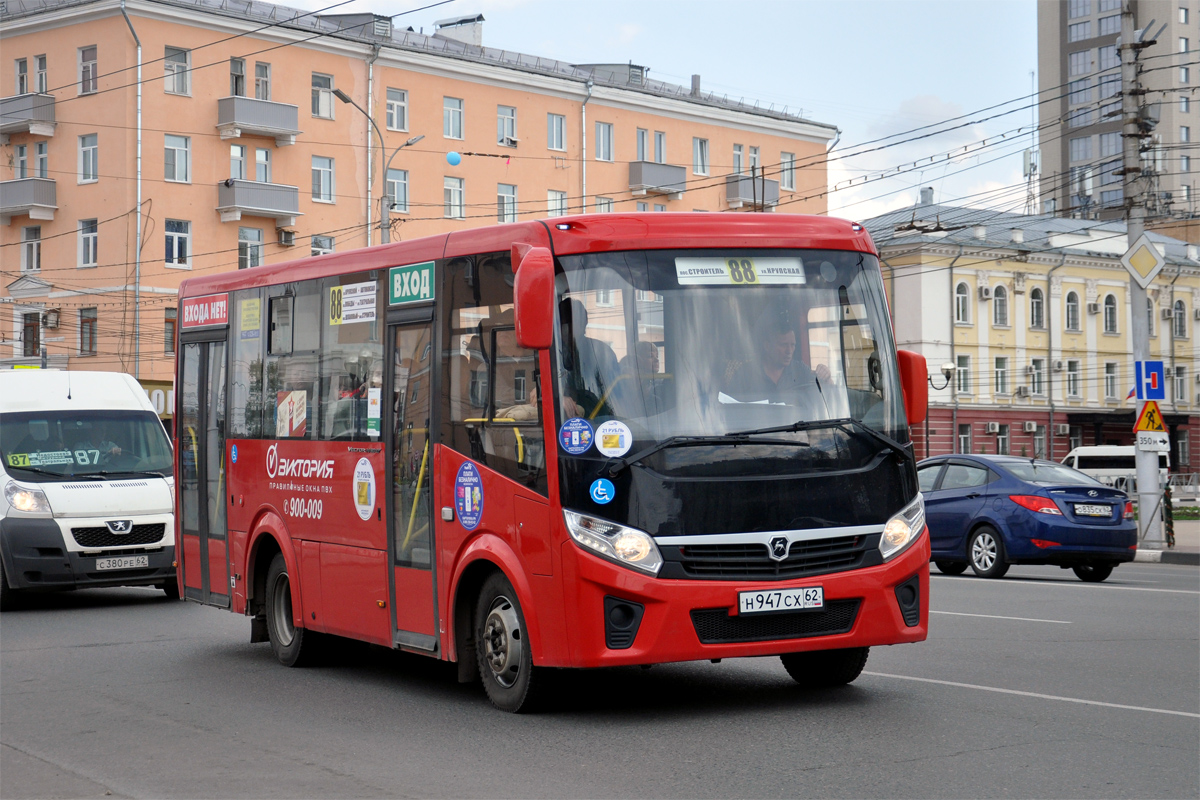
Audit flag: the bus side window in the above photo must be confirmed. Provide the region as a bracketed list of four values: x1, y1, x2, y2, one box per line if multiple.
[318, 273, 384, 442]
[266, 283, 320, 439]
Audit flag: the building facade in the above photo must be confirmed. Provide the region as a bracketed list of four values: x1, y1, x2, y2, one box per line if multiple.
[0, 0, 836, 420]
[867, 195, 1198, 472]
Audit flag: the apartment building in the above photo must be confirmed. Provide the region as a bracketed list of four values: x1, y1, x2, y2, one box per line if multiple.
[1038, 0, 1200, 219]
[866, 192, 1198, 471]
[0, 0, 837, 417]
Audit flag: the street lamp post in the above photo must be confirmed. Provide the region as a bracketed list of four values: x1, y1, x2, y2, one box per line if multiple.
[333, 88, 424, 244]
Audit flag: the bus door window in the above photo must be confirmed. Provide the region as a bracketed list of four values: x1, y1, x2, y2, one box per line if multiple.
[205, 343, 228, 544]
[179, 346, 202, 536]
[229, 289, 265, 438]
[266, 283, 320, 439]
[393, 325, 433, 568]
[320, 273, 384, 441]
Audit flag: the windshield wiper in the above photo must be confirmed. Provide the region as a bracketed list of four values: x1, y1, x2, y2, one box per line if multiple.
[605, 433, 809, 477]
[3, 464, 74, 478]
[728, 417, 912, 461]
[87, 469, 169, 479]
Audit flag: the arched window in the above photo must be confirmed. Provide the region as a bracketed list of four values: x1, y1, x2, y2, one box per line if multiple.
[1066, 291, 1080, 331]
[1175, 299, 1188, 338]
[955, 282, 970, 323]
[1104, 294, 1117, 333]
[1030, 287, 1044, 329]
[993, 285, 1008, 326]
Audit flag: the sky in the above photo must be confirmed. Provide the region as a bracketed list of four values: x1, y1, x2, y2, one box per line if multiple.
[290, 0, 1040, 222]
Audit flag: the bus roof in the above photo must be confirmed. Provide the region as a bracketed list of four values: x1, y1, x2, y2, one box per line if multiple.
[177, 213, 876, 299]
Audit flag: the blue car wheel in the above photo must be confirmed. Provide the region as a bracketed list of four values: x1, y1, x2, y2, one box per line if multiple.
[968, 526, 1009, 579]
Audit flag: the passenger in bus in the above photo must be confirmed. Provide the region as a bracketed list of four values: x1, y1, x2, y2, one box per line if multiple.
[611, 341, 666, 417]
[559, 298, 620, 419]
[725, 314, 830, 407]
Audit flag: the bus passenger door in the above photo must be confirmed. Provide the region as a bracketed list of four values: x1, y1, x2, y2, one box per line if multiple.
[178, 338, 230, 607]
[386, 319, 438, 651]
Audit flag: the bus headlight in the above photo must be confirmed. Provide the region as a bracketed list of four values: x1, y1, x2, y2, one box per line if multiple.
[564, 510, 663, 575]
[4, 481, 53, 515]
[879, 494, 924, 561]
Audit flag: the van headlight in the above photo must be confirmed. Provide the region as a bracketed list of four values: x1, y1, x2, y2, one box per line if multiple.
[879, 494, 925, 561]
[4, 481, 53, 515]
[563, 510, 663, 575]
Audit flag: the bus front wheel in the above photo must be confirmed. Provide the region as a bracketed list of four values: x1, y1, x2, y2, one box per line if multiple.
[475, 572, 541, 712]
[265, 553, 318, 667]
[780, 647, 870, 687]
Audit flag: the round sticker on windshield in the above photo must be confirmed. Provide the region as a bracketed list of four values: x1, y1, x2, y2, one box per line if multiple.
[455, 461, 484, 531]
[558, 418, 594, 455]
[594, 420, 633, 458]
[353, 457, 375, 521]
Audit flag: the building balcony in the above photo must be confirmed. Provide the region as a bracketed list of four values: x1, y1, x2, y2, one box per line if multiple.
[0, 93, 56, 143]
[216, 96, 301, 146]
[1, 178, 56, 225]
[726, 174, 779, 209]
[628, 161, 687, 200]
[217, 179, 300, 227]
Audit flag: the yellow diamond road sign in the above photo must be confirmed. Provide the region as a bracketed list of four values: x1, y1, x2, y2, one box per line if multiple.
[1120, 233, 1166, 289]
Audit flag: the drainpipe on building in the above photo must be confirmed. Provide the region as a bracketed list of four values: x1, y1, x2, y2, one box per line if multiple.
[365, 46, 380, 247]
[580, 80, 593, 212]
[1045, 253, 1067, 461]
[949, 245, 964, 453]
[120, 1, 142, 379]
[1167, 261, 1184, 414]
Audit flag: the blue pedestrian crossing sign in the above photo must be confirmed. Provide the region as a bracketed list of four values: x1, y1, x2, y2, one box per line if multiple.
[1135, 360, 1166, 400]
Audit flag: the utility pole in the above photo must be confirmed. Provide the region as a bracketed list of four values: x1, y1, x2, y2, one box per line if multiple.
[1120, 5, 1164, 548]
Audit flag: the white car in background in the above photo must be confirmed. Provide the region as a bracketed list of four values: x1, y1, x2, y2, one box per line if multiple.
[1061, 445, 1170, 491]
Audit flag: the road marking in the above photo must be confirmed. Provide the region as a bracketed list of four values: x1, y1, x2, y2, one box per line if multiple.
[863, 672, 1200, 718]
[930, 610, 1071, 624]
[930, 575, 1200, 595]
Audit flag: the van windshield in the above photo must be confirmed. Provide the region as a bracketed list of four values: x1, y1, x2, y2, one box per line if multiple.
[0, 410, 173, 480]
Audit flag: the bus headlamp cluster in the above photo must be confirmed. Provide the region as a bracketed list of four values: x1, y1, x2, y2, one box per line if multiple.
[4, 481, 53, 515]
[563, 510, 663, 575]
[879, 494, 925, 561]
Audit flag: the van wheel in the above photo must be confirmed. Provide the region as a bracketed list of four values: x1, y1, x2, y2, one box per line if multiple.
[1073, 563, 1114, 582]
[265, 553, 318, 667]
[781, 647, 870, 687]
[161, 577, 180, 600]
[475, 572, 541, 712]
[969, 527, 1009, 579]
[934, 561, 967, 575]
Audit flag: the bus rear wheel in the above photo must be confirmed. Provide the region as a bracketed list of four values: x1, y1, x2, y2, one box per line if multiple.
[781, 647, 870, 687]
[265, 553, 318, 667]
[475, 572, 541, 712]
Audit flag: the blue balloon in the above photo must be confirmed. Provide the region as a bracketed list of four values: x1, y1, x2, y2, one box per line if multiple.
[446, 151, 462, 166]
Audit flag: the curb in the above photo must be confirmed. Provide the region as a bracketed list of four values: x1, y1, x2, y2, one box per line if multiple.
[1134, 549, 1200, 565]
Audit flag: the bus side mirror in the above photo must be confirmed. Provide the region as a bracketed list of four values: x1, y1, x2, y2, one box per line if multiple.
[513, 246, 555, 350]
[896, 350, 928, 426]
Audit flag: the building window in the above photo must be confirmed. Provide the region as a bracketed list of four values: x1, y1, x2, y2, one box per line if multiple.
[1181, 6, 1190, 23]
[1180, 431, 1191, 466]
[79, 307, 97, 356]
[1183, 155, 1192, 173]
[1069, 135, 1092, 162]
[238, 227, 262, 269]
[993, 285, 1009, 326]
[1099, 15, 1119, 35]
[513, 369, 528, 402]
[311, 156, 334, 202]
[547, 189, 567, 217]
[79, 45, 97, 94]
[547, 113, 565, 151]
[995, 357, 1009, 395]
[956, 355, 971, 394]
[636, 202, 649, 212]
[22, 226, 41, 271]
[444, 176, 464, 218]
[443, 97, 463, 139]
[255, 62, 271, 100]
[230, 144, 246, 180]
[21, 312, 39, 358]
[1183, 37, 1191, 54]
[312, 73, 333, 118]
[1066, 291, 1081, 330]
[1068, 79, 1091, 105]
[1105, 362, 1118, 398]
[636, 128, 649, 162]
[1069, 0, 1090, 17]
[1068, 50, 1089, 77]
[230, 57, 245, 96]
[1099, 132, 1120, 157]
[1183, 97, 1191, 114]
[1173, 366, 1188, 401]
[164, 47, 190, 94]
[954, 282, 970, 322]
[164, 307, 177, 354]
[595, 196, 614, 213]
[733, 143, 744, 174]
[386, 168, 408, 213]
[1031, 358, 1046, 395]
[596, 289, 614, 307]
[997, 424, 1010, 456]
[1068, 108, 1095, 127]
[16, 58, 27, 94]
[255, 147, 270, 183]
[1067, 360, 1081, 397]
[164, 134, 190, 182]
[1174, 299, 1188, 338]
[79, 218, 98, 268]
[13, 144, 26, 179]
[497, 105, 517, 146]
[311, 235, 334, 256]
[497, 183, 518, 222]
[1069, 426, 1083, 451]
[35, 55, 47, 93]
[1034, 425, 1047, 459]
[654, 131, 666, 164]
[386, 88, 408, 131]
[1183, 66, 1191, 83]
[692, 137, 709, 175]
[1068, 21, 1091, 42]
[781, 152, 796, 190]
[1030, 287, 1045, 328]
[595, 121, 613, 161]
[1103, 293, 1117, 332]
[654, 203, 666, 212]
[1098, 45, 1118, 71]
[1183, 126, 1192, 143]
[34, 141, 47, 178]
[1100, 188, 1123, 208]
[79, 133, 98, 182]
[165, 219, 189, 266]
[958, 424, 971, 454]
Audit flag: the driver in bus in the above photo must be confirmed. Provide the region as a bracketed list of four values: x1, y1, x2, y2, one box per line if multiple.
[559, 298, 620, 420]
[725, 313, 831, 407]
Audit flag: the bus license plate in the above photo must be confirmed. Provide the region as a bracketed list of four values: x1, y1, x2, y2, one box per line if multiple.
[1073, 504, 1111, 517]
[738, 586, 823, 615]
[96, 555, 149, 571]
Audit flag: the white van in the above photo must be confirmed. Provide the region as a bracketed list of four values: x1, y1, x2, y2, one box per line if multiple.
[0, 370, 176, 607]
[1061, 445, 1170, 490]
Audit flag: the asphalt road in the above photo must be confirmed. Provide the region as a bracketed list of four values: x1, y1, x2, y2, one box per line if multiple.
[2, 562, 1197, 799]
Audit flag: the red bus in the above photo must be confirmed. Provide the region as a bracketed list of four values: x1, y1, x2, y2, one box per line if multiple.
[174, 213, 930, 711]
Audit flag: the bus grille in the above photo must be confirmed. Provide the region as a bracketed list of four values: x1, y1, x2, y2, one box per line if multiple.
[663, 535, 872, 581]
[690, 599, 860, 644]
[71, 524, 166, 548]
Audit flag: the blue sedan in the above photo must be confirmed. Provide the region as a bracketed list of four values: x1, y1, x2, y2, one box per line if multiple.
[917, 455, 1137, 582]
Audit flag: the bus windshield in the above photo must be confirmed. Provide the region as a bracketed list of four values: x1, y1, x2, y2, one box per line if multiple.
[554, 248, 906, 456]
[0, 410, 173, 481]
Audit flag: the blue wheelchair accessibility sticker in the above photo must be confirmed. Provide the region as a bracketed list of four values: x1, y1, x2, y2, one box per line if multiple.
[589, 478, 615, 505]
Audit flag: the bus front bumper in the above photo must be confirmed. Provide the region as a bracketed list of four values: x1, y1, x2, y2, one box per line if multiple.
[0, 517, 176, 591]
[557, 528, 929, 668]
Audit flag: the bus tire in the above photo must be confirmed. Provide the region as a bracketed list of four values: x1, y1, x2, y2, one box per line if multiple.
[265, 553, 317, 667]
[781, 647, 869, 687]
[1072, 562, 1114, 582]
[968, 527, 1009, 579]
[475, 571, 540, 713]
[161, 577, 180, 600]
[934, 561, 967, 575]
